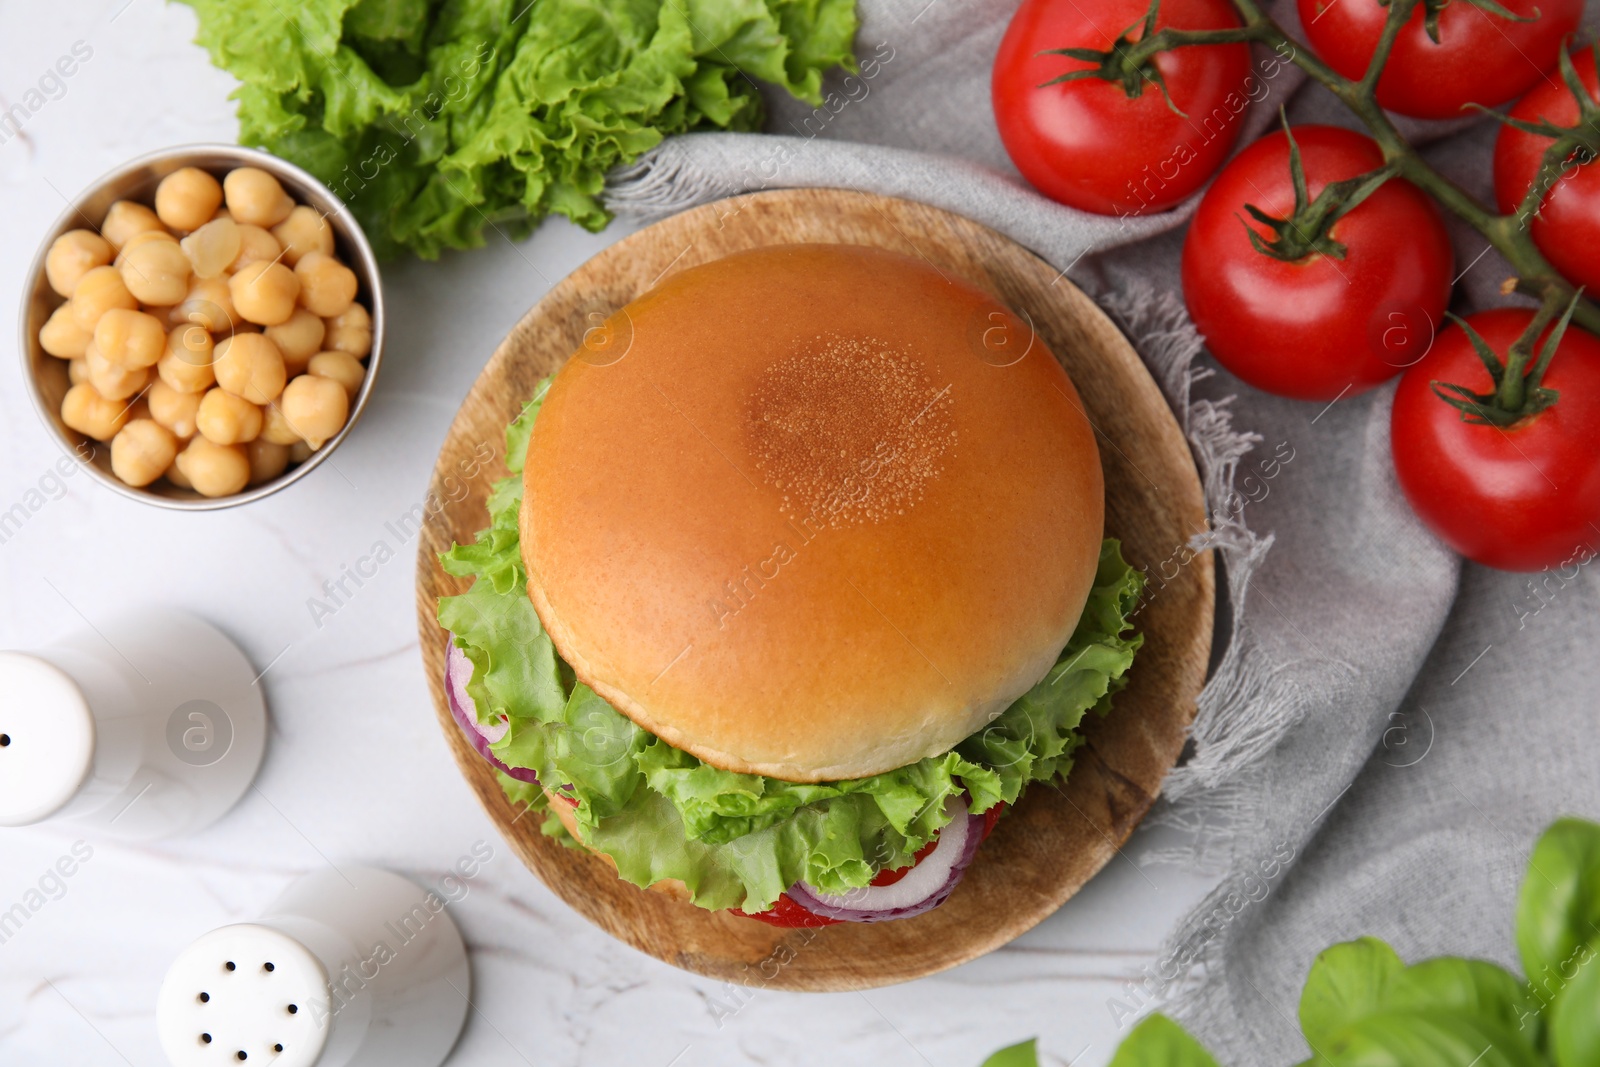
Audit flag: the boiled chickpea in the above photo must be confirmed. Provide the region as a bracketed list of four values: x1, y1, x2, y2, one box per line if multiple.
[323, 301, 372, 358]
[196, 387, 262, 445]
[264, 308, 324, 376]
[86, 343, 150, 402]
[67, 358, 90, 385]
[270, 206, 333, 266]
[279, 373, 348, 449]
[70, 266, 138, 331]
[156, 350, 212, 396]
[173, 276, 237, 333]
[158, 325, 216, 393]
[46, 230, 113, 297]
[289, 439, 314, 464]
[179, 216, 241, 279]
[174, 436, 250, 497]
[125, 394, 152, 424]
[120, 239, 191, 306]
[154, 167, 223, 232]
[111, 419, 179, 487]
[213, 333, 286, 404]
[113, 229, 178, 267]
[164, 457, 194, 489]
[60, 383, 130, 441]
[230, 261, 299, 326]
[223, 167, 294, 227]
[148, 379, 202, 438]
[166, 320, 214, 365]
[94, 309, 167, 369]
[260, 404, 303, 446]
[307, 350, 365, 400]
[246, 438, 291, 484]
[294, 252, 356, 318]
[100, 200, 163, 251]
[229, 225, 282, 272]
[40, 304, 93, 358]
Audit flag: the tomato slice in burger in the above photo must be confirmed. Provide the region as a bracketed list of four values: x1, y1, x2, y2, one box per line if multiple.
[982, 801, 1008, 840]
[738, 802, 1008, 926]
[869, 837, 941, 887]
[735, 893, 843, 928]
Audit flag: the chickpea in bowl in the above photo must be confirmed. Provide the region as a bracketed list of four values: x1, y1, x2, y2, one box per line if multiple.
[21, 145, 383, 510]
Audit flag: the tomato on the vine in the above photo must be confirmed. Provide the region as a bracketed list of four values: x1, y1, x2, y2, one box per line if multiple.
[1182, 125, 1453, 401]
[992, 0, 1253, 215]
[1494, 48, 1600, 294]
[1297, 0, 1582, 120]
[1392, 308, 1600, 571]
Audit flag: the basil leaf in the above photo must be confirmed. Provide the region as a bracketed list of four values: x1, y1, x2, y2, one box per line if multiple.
[1548, 935, 1600, 1067]
[1311, 1010, 1545, 1067]
[1299, 938, 1404, 1049]
[1385, 958, 1543, 1047]
[1106, 1015, 1221, 1067]
[980, 1038, 1039, 1067]
[1517, 818, 1600, 997]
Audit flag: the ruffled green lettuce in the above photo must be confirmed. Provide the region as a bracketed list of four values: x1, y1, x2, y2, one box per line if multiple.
[179, 0, 859, 258]
[439, 386, 1146, 911]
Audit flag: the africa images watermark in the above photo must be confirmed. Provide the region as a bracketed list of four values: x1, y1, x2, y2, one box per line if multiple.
[1511, 538, 1597, 629]
[315, 840, 495, 1026]
[305, 440, 494, 628]
[1105, 840, 1297, 1028]
[0, 441, 96, 547]
[1116, 40, 1298, 217]
[1132, 440, 1296, 619]
[703, 435, 915, 631]
[721, 39, 897, 221]
[322, 42, 496, 205]
[0, 841, 95, 947]
[0, 40, 93, 149]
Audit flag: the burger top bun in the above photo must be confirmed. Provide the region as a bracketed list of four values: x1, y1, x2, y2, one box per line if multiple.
[520, 244, 1104, 783]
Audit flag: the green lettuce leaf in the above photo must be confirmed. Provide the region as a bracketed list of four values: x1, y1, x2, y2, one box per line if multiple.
[178, 0, 859, 258]
[438, 383, 1146, 910]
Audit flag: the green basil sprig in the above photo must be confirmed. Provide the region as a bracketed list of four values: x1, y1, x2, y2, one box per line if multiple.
[982, 816, 1600, 1067]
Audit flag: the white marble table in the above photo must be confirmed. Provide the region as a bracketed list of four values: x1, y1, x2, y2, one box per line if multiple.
[0, 4, 1218, 1064]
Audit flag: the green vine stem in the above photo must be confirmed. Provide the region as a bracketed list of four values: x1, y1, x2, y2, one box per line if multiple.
[1115, 0, 1600, 336]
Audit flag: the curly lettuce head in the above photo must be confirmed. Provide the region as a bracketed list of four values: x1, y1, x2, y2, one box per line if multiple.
[180, 0, 859, 258]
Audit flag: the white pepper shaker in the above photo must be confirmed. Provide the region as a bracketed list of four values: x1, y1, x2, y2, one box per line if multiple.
[156, 866, 471, 1067]
[0, 608, 267, 839]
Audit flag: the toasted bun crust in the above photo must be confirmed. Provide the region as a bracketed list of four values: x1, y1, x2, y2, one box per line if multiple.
[521, 244, 1103, 782]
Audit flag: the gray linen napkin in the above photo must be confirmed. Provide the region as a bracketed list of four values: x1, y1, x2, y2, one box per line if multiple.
[604, 1, 1599, 1061]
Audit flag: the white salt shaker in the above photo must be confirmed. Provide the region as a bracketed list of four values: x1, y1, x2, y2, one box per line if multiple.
[156, 866, 471, 1067]
[0, 608, 266, 839]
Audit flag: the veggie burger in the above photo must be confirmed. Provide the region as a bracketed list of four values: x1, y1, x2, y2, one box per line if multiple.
[437, 243, 1145, 926]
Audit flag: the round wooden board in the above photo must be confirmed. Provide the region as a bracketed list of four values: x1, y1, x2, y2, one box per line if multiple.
[414, 188, 1213, 991]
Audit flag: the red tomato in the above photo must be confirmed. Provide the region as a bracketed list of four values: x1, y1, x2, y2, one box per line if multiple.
[1494, 49, 1600, 293]
[981, 801, 1008, 840]
[1392, 308, 1600, 571]
[869, 836, 940, 887]
[1297, 0, 1581, 119]
[735, 893, 842, 928]
[992, 0, 1252, 215]
[1181, 125, 1453, 401]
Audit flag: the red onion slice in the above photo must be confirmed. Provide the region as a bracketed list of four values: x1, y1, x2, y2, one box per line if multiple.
[786, 793, 984, 922]
[444, 637, 538, 784]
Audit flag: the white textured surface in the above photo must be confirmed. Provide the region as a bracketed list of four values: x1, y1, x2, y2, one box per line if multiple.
[0, 4, 1217, 1065]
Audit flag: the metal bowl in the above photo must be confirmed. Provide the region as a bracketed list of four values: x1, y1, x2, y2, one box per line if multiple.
[19, 143, 385, 510]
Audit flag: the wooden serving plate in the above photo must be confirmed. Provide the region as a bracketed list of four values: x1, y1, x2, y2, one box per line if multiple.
[414, 189, 1213, 991]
